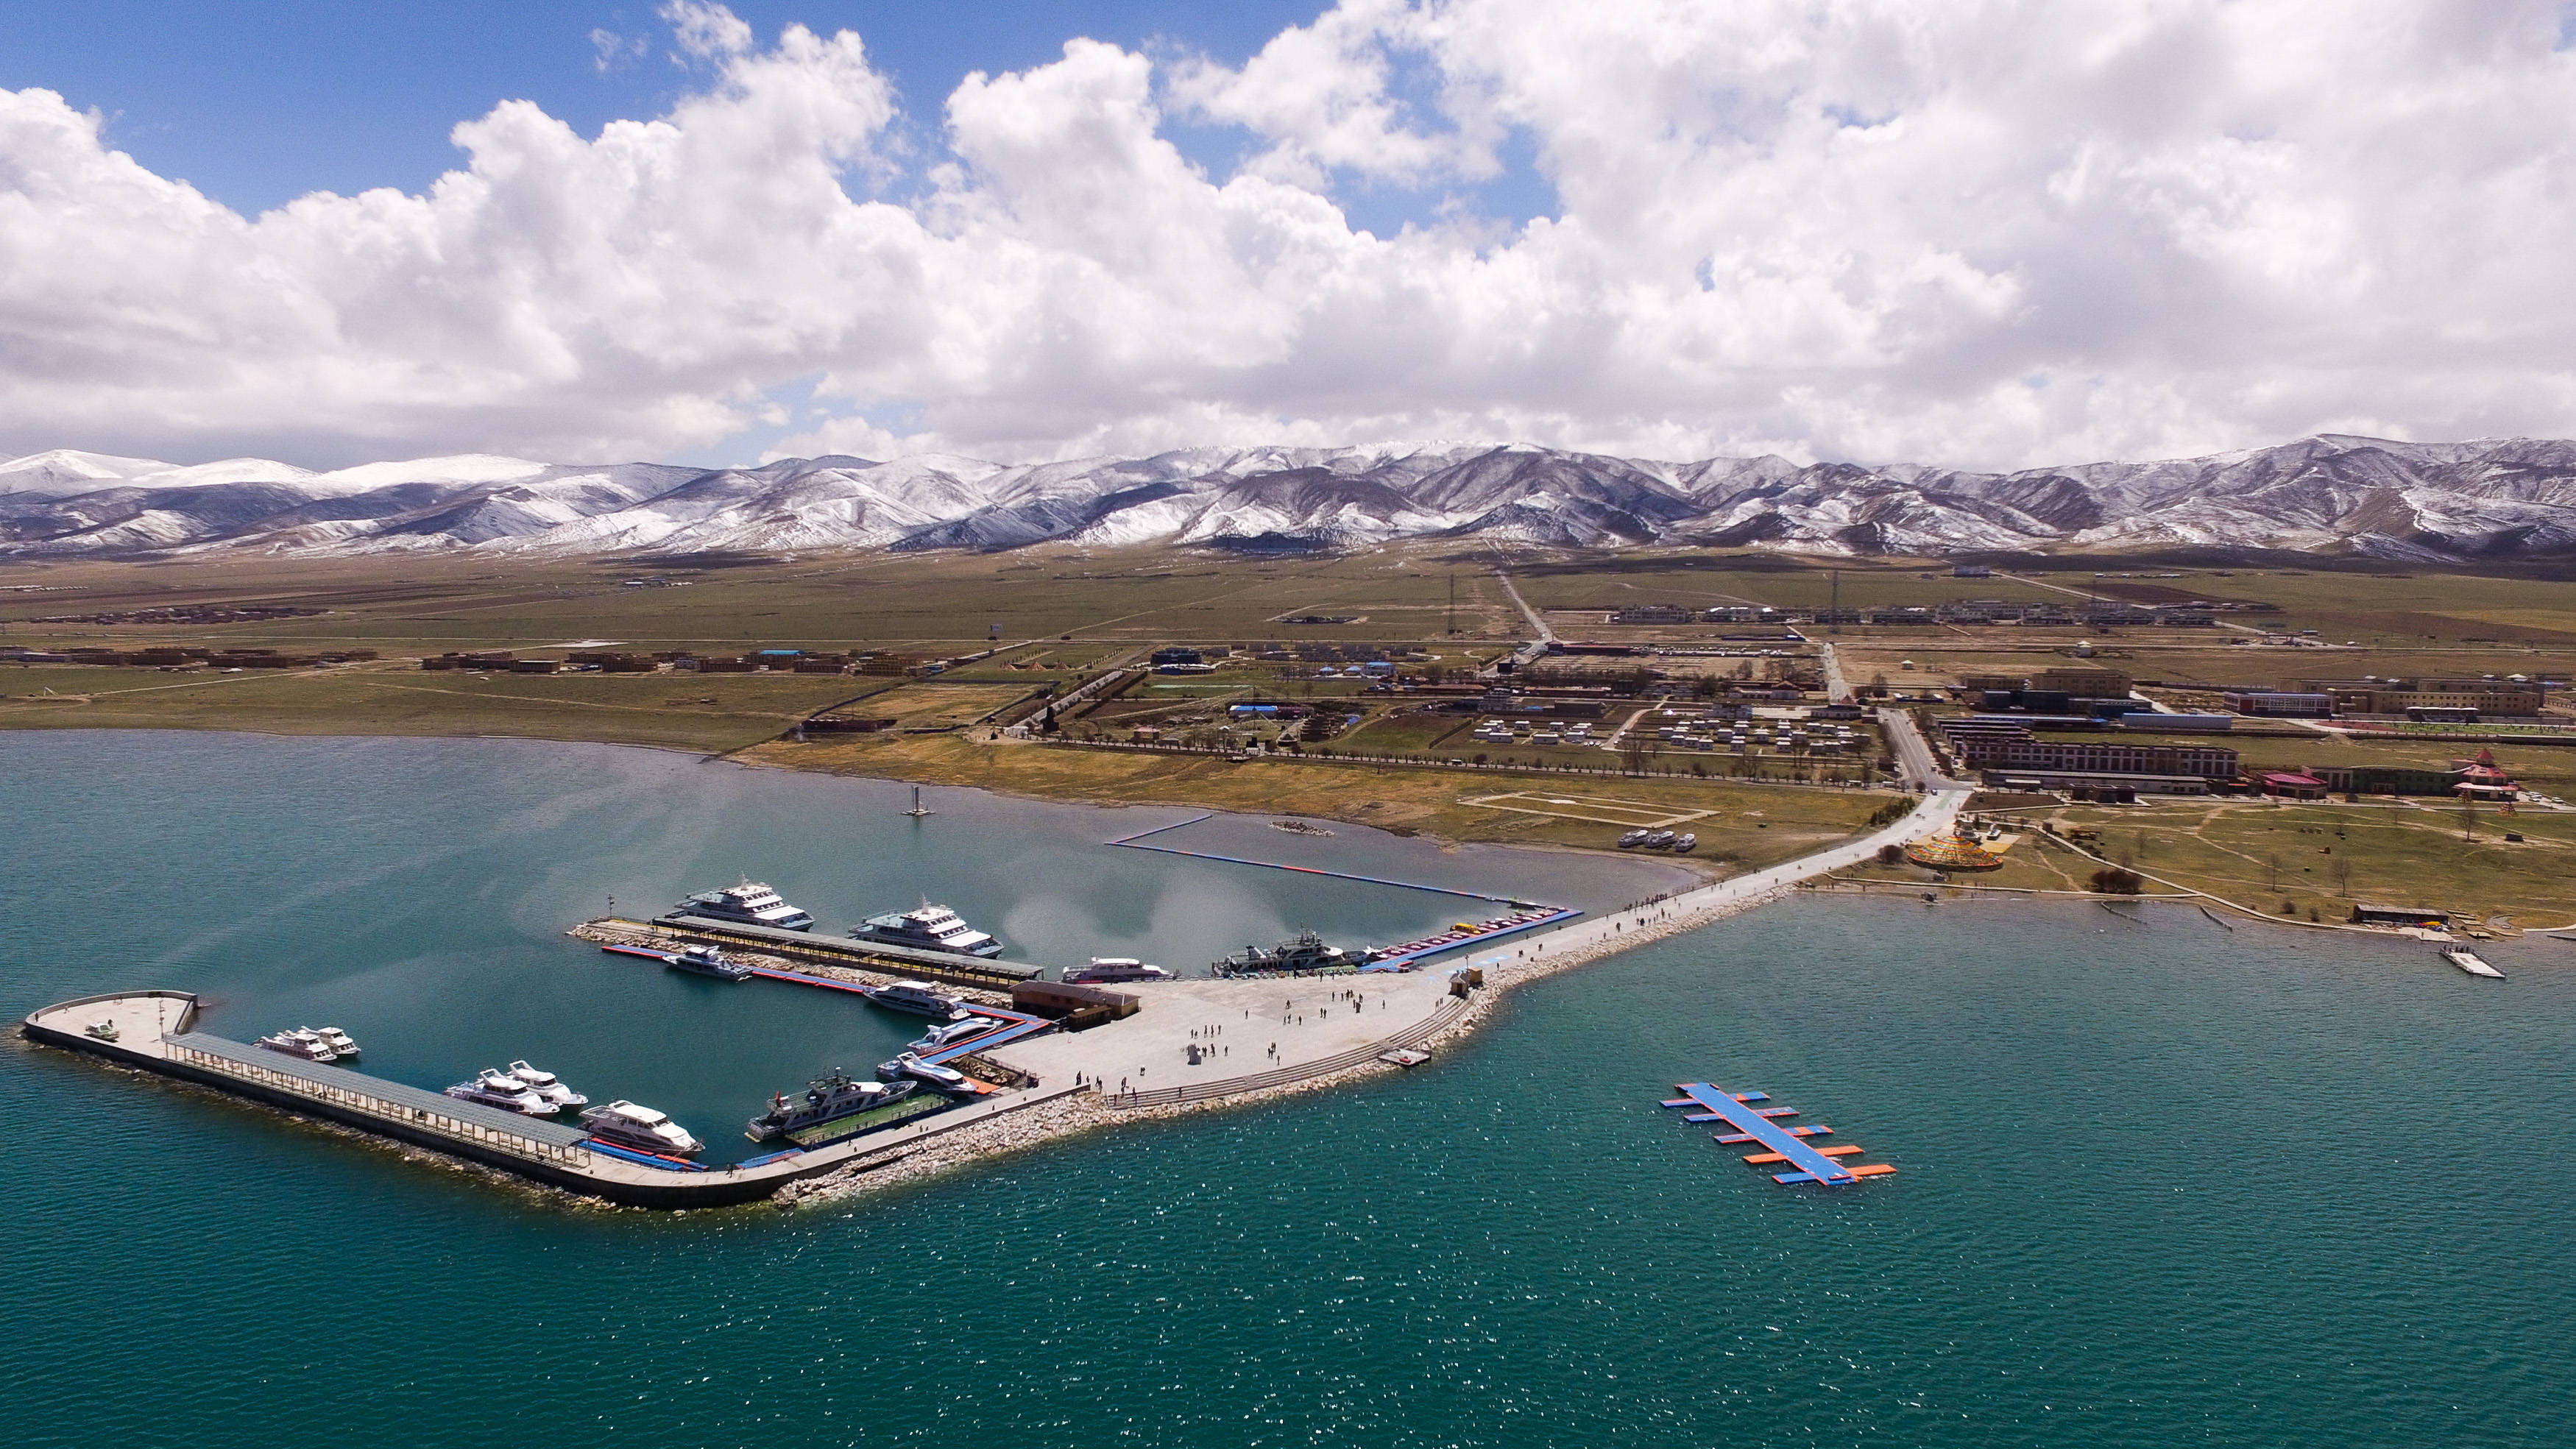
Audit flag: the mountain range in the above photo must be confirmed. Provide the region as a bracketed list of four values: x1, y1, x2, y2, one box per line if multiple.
[5, 434, 2575, 562]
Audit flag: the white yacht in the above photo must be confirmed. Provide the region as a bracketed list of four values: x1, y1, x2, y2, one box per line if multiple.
[877, 1052, 975, 1095]
[1063, 957, 1172, 984]
[310, 1026, 361, 1059]
[581, 1100, 707, 1156]
[257, 1029, 339, 1063]
[908, 1017, 999, 1052]
[849, 903, 1004, 958]
[505, 1060, 589, 1111]
[676, 879, 815, 932]
[860, 980, 971, 1019]
[445, 1069, 555, 1116]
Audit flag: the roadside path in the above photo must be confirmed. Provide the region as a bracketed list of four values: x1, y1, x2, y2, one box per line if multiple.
[1504, 786, 1967, 963]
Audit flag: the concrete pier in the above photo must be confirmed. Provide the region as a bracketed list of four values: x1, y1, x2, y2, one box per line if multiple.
[22, 991, 1081, 1209]
[990, 970, 1467, 1109]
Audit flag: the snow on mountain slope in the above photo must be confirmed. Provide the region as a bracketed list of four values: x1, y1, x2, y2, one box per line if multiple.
[7, 436, 2576, 561]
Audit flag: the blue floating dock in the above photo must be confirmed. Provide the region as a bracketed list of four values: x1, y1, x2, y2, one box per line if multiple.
[1662, 1082, 1887, 1188]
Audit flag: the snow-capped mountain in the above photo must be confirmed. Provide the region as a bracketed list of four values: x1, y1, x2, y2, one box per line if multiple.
[6, 434, 2576, 561]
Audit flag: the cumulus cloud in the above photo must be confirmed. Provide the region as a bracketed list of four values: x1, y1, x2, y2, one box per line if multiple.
[2, 0, 2575, 470]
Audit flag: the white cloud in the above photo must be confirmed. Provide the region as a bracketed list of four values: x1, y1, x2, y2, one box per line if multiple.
[661, 0, 754, 62]
[590, 28, 648, 74]
[3, 0, 2575, 471]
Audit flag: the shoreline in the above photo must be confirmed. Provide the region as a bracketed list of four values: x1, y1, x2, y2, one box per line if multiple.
[3, 727, 1940, 1211]
[771, 787, 1965, 1209]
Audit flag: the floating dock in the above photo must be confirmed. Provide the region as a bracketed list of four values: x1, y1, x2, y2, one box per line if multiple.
[1108, 813, 1539, 905]
[22, 991, 1083, 1208]
[1359, 906, 1585, 971]
[2441, 946, 2506, 979]
[1107, 813, 1576, 969]
[1660, 1082, 1894, 1186]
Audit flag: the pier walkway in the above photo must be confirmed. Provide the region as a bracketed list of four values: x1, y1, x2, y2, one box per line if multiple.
[22, 991, 1083, 1209]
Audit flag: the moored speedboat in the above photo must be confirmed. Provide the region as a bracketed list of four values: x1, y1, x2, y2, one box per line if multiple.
[445, 1069, 554, 1116]
[676, 878, 815, 932]
[909, 1017, 999, 1052]
[877, 1052, 976, 1095]
[581, 1099, 706, 1156]
[506, 1060, 589, 1111]
[310, 1026, 361, 1058]
[1063, 957, 1171, 984]
[860, 980, 970, 1019]
[849, 903, 1005, 959]
[258, 1029, 339, 1063]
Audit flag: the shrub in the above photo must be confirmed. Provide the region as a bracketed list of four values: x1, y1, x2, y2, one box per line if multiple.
[2088, 868, 2144, 894]
[1875, 843, 1905, 865]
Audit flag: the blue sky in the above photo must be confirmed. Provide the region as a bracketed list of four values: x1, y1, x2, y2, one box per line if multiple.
[0, 0, 1546, 233]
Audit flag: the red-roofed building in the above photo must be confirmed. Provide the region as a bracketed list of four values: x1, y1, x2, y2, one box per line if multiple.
[2258, 770, 2329, 800]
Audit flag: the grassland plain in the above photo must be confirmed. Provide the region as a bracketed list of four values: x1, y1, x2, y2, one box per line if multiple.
[1836, 794, 2576, 929]
[11, 546, 2576, 918]
[737, 729, 1886, 874]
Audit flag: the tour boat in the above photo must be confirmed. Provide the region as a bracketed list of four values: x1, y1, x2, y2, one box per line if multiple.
[667, 943, 757, 981]
[744, 1071, 921, 1142]
[908, 1017, 1000, 1052]
[581, 1099, 706, 1156]
[445, 1069, 554, 1116]
[849, 903, 1004, 959]
[505, 1060, 589, 1111]
[1063, 957, 1172, 984]
[860, 980, 971, 1019]
[877, 1052, 976, 1095]
[675, 879, 815, 931]
[257, 1029, 340, 1063]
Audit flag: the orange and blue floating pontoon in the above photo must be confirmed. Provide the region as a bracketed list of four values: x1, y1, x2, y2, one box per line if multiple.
[1660, 1082, 1896, 1186]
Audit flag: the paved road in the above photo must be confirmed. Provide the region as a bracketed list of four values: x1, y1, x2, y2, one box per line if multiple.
[1878, 706, 1965, 790]
[1487, 567, 1555, 674]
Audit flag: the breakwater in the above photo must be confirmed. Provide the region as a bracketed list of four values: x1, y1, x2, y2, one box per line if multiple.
[21, 991, 1083, 1209]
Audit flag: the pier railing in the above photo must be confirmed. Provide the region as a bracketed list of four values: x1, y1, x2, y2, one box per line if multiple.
[161, 1039, 595, 1171]
[1103, 993, 1473, 1110]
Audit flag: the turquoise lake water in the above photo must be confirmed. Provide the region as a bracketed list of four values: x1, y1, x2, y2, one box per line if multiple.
[5, 732, 2573, 1446]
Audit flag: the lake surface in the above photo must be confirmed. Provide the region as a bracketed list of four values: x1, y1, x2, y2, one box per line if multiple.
[5, 732, 2573, 1446]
